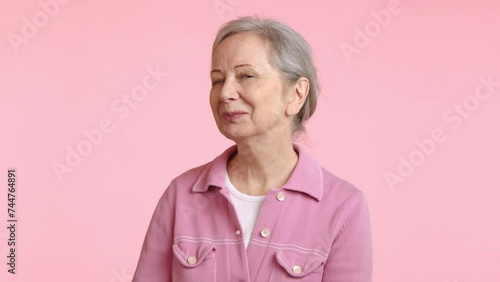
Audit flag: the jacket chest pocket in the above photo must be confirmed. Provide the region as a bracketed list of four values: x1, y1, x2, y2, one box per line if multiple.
[270, 250, 326, 281]
[172, 242, 217, 282]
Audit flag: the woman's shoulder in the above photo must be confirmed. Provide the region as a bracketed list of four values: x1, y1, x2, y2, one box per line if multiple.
[319, 166, 367, 204]
[293, 142, 367, 204]
[166, 160, 212, 192]
[165, 145, 236, 193]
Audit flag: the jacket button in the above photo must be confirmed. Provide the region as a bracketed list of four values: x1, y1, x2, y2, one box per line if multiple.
[292, 265, 302, 274]
[187, 256, 197, 265]
[235, 230, 241, 235]
[276, 192, 285, 201]
[260, 228, 270, 238]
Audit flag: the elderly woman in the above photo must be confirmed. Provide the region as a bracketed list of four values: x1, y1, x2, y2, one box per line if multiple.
[132, 16, 372, 282]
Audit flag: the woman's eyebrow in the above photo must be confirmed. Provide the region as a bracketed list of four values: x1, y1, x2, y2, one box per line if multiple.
[211, 64, 255, 75]
[234, 64, 254, 69]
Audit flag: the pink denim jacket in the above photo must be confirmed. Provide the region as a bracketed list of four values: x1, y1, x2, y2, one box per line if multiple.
[132, 143, 372, 281]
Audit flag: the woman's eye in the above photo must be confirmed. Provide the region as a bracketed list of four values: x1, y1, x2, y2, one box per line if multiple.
[211, 80, 222, 86]
[241, 74, 254, 79]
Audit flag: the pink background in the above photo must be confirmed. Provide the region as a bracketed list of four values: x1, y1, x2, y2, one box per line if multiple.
[1, 0, 499, 281]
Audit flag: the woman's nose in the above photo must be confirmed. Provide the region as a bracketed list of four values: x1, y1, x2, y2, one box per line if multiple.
[220, 77, 239, 101]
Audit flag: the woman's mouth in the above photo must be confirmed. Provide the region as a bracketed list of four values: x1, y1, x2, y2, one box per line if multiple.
[222, 111, 247, 121]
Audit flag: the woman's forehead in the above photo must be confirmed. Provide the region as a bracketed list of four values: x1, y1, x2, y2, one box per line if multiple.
[214, 33, 267, 56]
[212, 35, 270, 68]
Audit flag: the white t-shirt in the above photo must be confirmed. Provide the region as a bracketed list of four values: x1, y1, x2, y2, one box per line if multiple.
[225, 169, 266, 249]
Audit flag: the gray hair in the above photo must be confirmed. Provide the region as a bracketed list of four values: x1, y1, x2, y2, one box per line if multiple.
[212, 15, 320, 139]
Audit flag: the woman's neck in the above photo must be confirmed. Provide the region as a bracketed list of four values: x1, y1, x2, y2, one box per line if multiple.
[227, 139, 299, 196]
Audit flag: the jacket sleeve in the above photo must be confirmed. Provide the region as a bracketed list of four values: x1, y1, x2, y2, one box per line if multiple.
[322, 190, 373, 282]
[132, 187, 174, 282]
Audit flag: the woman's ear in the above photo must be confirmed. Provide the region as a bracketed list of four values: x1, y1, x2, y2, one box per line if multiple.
[285, 77, 309, 116]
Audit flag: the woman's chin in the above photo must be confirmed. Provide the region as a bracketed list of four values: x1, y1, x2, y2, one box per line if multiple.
[221, 130, 249, 142]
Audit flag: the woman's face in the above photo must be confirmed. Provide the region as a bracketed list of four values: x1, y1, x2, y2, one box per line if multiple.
[210, 32, 294, 142]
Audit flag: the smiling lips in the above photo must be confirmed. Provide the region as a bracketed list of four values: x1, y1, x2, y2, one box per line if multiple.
[222, 111, 247, 121]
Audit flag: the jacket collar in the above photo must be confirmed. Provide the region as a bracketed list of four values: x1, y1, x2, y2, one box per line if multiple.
[192, 143, 323, 201]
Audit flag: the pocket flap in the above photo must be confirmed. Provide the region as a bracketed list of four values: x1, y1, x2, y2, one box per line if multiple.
[172, 242, 216, 268]
[275, 250, 325, 277]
